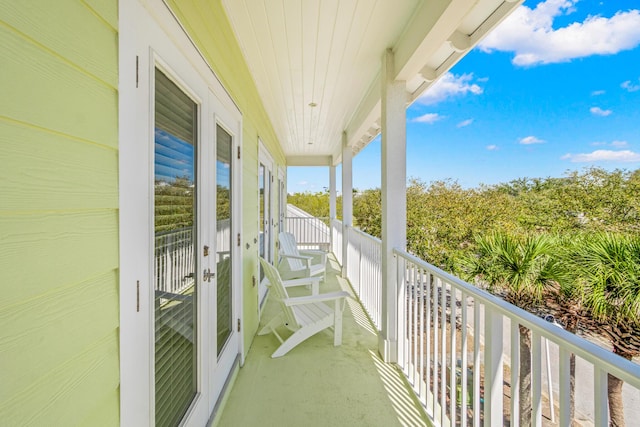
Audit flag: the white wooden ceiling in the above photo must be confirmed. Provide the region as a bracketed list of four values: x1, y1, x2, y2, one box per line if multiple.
[222, 0, 522, 165]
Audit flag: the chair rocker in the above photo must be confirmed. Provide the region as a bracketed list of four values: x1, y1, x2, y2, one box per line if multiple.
[278, 231, 327, 282]
[258, 257, 350, 358]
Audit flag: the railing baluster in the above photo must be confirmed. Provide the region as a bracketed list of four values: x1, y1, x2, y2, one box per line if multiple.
[594, 367, 609, 427]
[511, 321, 520, 427]
[440, 277, 447, 427]
[558, 346, 570, 427]
[433, 275, 440, 421]
[449, 283, 457, 425]
[461, 291, 468, 427]
[419, 267, 425, 401]
[425, 272, 432, 415]
[484, 309, 503, 427]
[473, 299, 480, 427]
[532, 331, 542, 427]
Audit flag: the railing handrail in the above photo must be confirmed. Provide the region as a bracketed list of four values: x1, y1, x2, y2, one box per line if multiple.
[345, 224, 382, 245]
[393, 246, 640, 388]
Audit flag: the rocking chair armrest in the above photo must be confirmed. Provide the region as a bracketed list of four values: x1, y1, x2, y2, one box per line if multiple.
[298, 249, 327, 256]
[282, 276, 322, 289]
[279, 253, 313, 268]
[284, 291, 350, 306]
[280, 276, 320, 294]
[298, 249, 327, 263]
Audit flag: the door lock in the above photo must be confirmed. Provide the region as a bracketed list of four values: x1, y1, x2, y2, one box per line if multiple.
[203, 268, 215, 282]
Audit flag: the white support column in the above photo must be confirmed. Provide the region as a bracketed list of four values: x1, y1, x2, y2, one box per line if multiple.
[341, 133, 353, 278]
[329, 165, 337, 220]
[379, 48, 406, 363]
[329, 165, 337, 253]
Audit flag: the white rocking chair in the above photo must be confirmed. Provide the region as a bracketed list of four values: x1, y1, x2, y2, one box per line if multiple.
[278, 231, 327, 282]
[258, 257, 349, 358]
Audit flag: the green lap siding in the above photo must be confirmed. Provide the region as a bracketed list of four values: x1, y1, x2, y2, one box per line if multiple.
[0, 0, 120, 425]
[165, 0, 287, 355]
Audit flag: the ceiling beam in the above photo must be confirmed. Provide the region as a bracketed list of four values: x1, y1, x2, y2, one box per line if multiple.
[394, 0, 477, 81]
[286, 155, 333, 166]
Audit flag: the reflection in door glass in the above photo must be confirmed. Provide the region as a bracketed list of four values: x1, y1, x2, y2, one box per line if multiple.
[216, 125, 232, 356]
[154, 68, 197, 427]
[258, 163, 265, 281]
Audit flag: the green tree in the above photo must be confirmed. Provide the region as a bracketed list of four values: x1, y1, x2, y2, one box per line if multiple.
[571, 233, 640, 427]
[460, 232, 564, 426]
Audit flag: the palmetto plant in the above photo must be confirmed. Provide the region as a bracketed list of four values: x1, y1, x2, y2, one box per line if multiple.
[460, 232, 565, 426]
[571, 233, 640, 427]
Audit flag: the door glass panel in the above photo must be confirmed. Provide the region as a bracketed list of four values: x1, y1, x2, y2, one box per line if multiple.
[216, 125, 232, 356]
[258, 163, 265, 280]
[154, 68, 197, 427]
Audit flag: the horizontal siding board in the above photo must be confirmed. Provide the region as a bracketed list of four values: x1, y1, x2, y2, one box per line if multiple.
[78, 389, 120, 427]
[0, 331, 119, 426]
[0, 25, 118, 149]
[0, 270, 118, 403]
[0, 0, 118, 87]
[0, 211, 118, 309]
[83, 0, 119, 30]
[0, 120, 118, 211]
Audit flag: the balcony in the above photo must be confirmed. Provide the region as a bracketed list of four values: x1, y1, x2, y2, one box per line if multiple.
[215, 215, 640, 427]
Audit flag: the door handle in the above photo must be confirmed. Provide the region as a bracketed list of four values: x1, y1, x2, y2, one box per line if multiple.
[203, 268, 215, 282]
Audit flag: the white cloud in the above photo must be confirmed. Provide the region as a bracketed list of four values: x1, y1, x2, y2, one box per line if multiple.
[417, 73, 483, 105]
[519, 135, 545, 145]
[486, 145, 499, 151]
[591, 140, 628, 147]
[298, 180, 309, 186]
[590, 106, 612, 116]
[591, 90, 606, 96]
[621, 79, 640, 92]
[479, 1, 640, 66]
[412, 113, 444, 124]
[457, 119, 474, 128]
[562, 150, 640, 162]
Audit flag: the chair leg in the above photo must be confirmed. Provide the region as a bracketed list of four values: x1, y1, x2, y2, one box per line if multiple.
[333, 301, 343, 347]
[271, 320, 332, 358]
[258, 313, 284, 336]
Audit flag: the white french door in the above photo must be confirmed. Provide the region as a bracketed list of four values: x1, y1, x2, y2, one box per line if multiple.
[119, 1, 242, 425]
[258, 143, 275, 304]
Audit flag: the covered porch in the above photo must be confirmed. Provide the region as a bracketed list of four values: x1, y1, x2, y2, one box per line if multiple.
[214, 256, 428, 427]
[216, 216, 640, 426]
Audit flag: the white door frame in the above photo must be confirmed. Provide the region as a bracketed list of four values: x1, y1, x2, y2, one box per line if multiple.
[119, 0, 243, 425]
[257, 140, 275, 305]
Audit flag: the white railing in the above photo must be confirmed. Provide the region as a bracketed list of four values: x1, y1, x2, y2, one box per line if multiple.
[329, 218, 640, 426]
[395, 248, 640, 427]
[331, 219, 342, 264]
[284, 216, 330, 251]
[155, 220, 231, 296]
[155, 227, 195, 295]
[345, 226, 382, 329]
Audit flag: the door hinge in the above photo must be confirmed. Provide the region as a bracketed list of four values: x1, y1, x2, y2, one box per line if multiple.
[135, 56, 139, 88]
[237, 319, 241, 332]
[237, 233, 241, 247]
[237, 146, 241, 159]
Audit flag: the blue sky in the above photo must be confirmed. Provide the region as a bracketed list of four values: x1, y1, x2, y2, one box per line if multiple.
[288, 0, 640, 193]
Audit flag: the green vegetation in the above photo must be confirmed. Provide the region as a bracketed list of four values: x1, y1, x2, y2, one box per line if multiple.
[288, 166, 640, 424]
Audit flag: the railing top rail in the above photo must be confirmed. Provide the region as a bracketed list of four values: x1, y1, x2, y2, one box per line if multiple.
[346, 224, 383, 245]
[285, 216, 330, 220]
[393, 246, 640, 388]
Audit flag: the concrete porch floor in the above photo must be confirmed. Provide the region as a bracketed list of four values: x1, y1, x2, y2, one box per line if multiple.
[212, 256, 429, 427]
